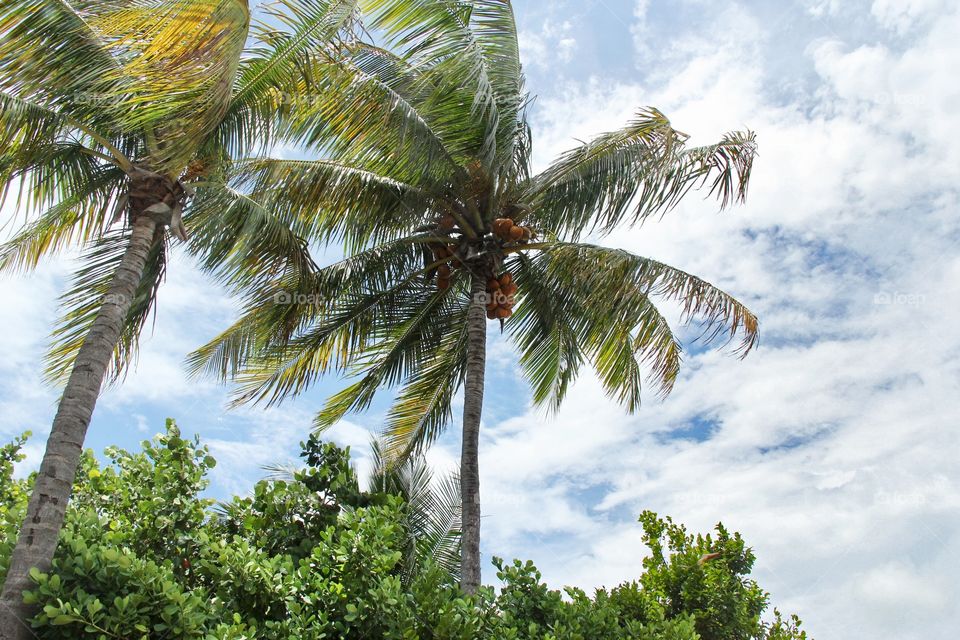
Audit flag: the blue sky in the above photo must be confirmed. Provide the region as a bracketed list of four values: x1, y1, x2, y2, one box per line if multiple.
[2, 1, 959, 639]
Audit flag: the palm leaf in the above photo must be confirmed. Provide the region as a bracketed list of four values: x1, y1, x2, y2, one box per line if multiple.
[231, 158, 438, 251]
[509, 242, 757, 409]
[0, 155, 126, 272]
[45, 228, 168, 385]
[525, 109, 757, 239]
[206, 0, 360, 159]
[95, 0, 251, 172]
[381, 302, 470, 458]
[0, 0, 131, 133]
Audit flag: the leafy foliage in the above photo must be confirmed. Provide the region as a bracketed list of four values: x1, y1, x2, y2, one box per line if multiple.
[0, 425, 807, 639]
[0, 432, 31, 584]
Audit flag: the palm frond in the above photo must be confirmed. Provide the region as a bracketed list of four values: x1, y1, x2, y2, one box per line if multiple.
[231, 158, 438, 252]
[272, 46, 467, 191]
[359, 0, 521, 168]
[525, 109, 757, 239]
[508, 242, 757, 408]
[508, 252, 586, 410]
[185, 237, 425, 383]
[94, 0, 251, 172]
[0, 0, 131, 133]
[310, 282, 466, 428]
[0, 155, 125, 272]
[369, 439, 461, 579]
[0, 92, 128, 177]
[207, 0, 359, 159]
[381, 305, 469, 459]
[185, 179, 317, 292]
[45, 227, 167, 385]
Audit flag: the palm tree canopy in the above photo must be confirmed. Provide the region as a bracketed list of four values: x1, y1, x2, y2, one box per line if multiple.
[0, 0, 361, 381]
[188, 0, 760, 461]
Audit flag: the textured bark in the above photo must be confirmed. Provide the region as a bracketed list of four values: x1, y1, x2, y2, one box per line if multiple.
[459, 274, 487, 594]
[0, 214, 158, 639]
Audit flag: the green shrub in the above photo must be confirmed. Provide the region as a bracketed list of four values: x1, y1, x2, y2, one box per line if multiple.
[0, 422, 809, 639]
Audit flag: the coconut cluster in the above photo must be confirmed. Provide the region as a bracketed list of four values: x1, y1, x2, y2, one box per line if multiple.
[181, 159, 208, 182]
[431, 243, 462, 291]
[426, 214, 534, 323]
[485, 272, 516, 319]
[492, 217, 533, 243]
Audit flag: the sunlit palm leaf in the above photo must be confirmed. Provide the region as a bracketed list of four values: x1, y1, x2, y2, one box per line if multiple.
[0, 156, 125, 272]
[233, 158, 437, 251]
[525, 109, 756, 239]
[207, 0, 360, 159]
[95, 0, 250, 172]
[381, 305, 469, 458]
[45, 228, 167, 384]
[0, 0, 131, 133]
[359, 0, 511, 165]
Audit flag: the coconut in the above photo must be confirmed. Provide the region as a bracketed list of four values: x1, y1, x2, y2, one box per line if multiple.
[499, 272, 512, 286]
[486, 309, 498, 320]
[486, 300, 499, 312]
[439, 214, 455, 230]
[493, 218, 512, 235]
[496, 307, 512, 319]
[502, 282, 517, 296]
[521, 227, 532, 241]
[437, 276, 450, 291]
[509, 225, 524, 241]
[487, 279, 501, 290]
[437, 264, 451, 278]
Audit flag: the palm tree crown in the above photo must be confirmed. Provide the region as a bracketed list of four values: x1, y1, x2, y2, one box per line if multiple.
[193, 0, 758, 452]
[188, 0, 759, 592]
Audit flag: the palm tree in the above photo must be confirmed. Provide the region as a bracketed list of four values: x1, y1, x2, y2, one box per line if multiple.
[368, 440, 463, 582]
[188, 0, 759, 594]
[0, 0, 360, 633]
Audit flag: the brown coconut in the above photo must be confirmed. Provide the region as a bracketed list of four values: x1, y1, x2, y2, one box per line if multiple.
[493, 218, 513, 236]
[509, 225, 524, 241]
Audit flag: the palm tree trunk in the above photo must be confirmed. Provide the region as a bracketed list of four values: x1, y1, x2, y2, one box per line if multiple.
[0, 213, 158, 640]
[459, 274, 487, 594]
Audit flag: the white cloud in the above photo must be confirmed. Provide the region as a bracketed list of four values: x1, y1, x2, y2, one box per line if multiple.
[519, 19, 579, 69]
[870, 0, 954, 34]
[456, 2, 960, 639]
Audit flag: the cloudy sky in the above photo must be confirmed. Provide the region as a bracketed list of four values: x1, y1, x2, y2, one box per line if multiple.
[2, 1, 959, 638]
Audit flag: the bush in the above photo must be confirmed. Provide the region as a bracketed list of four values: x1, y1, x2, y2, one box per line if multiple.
[0, 422, 809, 639]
